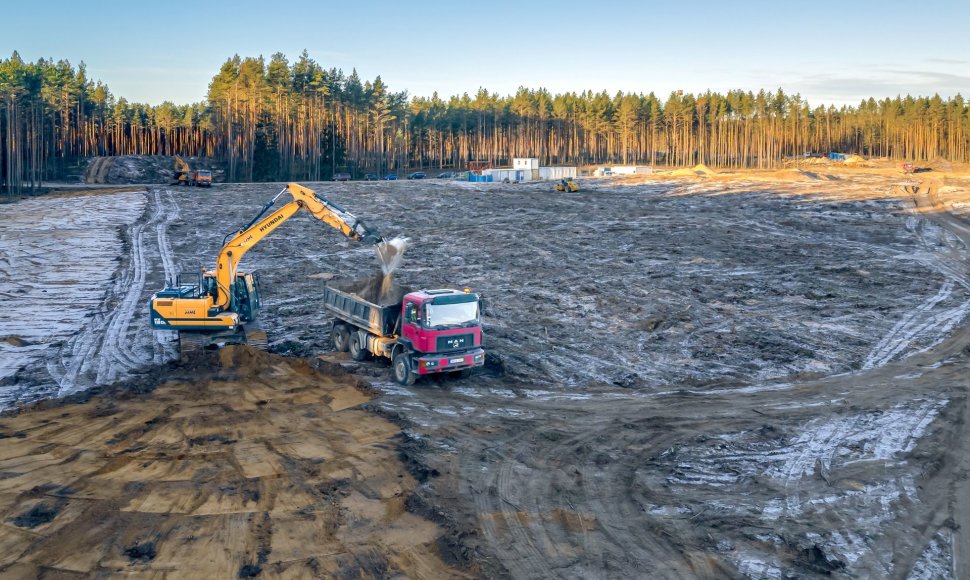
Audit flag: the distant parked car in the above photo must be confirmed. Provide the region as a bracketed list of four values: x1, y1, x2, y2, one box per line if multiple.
[382, 174, 398, 181]
[332, 172, 352, 181]
[407, 172, 426, 180]
[364, 173, 378, 181]
[437, 171, 456, 179]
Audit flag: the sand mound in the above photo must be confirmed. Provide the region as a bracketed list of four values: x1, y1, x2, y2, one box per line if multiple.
[670, 163, 716, 177]
[0, 347, 465, 578]
[1, 336, 31, 347]
[759, 169, 818, 182]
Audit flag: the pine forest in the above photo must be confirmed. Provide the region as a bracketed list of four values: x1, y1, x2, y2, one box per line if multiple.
[2, 50, 968, 193]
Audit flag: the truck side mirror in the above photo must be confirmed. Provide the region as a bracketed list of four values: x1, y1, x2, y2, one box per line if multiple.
[479, 297, 485, 316]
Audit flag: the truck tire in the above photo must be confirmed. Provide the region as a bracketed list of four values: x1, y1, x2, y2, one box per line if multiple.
[349, 332, 369, 361]
[332, 324, 350, 352]
[393, 353, 415, 386]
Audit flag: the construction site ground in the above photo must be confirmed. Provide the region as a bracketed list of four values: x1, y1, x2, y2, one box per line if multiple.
[3, 164, 970, 577]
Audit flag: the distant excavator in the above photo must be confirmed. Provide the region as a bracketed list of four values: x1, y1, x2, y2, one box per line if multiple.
[149, 183, 404, 357]
[173, 155, 213, 187]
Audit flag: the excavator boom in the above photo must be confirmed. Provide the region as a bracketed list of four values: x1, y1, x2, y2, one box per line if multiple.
[285, 183, 382, 244]
[284, 183, 406, 275]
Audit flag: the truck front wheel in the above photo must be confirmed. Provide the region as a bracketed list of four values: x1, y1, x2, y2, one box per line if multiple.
[332, 324, 350, 352]
[349, 333, 369, 361]
[393, 353, 415, 386]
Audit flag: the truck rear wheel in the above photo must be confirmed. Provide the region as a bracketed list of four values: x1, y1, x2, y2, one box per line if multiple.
[332, 324, 350, 352]
[349, 333, 369, 361]
[393, 353, 415, 386]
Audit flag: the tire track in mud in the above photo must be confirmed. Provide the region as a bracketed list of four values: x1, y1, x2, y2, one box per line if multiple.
[155, 189, 180, 283]
[863, 281, 955, 369]
[378, 177, 970, 578]
[96, 202, 150, 379]
[859, 183, 970, 371]
[449, 398, 737, 578]
[440, 376, 952, 577]
[47, 188, 178, 394]
[906, 178, 970, 577]
[152, 189, 180, 364]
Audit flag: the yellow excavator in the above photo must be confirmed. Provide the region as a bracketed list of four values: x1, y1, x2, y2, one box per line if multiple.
[555, 177, 580, 192]
[149, 183, 402, 357]
[173, 155, 192, 185]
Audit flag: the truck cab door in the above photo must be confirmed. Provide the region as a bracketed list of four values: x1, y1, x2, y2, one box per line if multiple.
[401, 300, 421, 345]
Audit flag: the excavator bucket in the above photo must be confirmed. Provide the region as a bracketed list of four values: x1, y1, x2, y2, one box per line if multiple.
[375, 236, 408, 275]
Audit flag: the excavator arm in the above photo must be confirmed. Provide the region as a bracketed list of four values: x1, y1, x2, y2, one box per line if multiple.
[174, 155, 191, 172]
[285, 183, 383, 244]
[211, 183, 389, 310]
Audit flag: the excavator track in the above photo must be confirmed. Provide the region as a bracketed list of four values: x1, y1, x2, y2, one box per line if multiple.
[178, 327, 267, 361]
[243, 323, 269, 351]
[178, 331, 205, 360]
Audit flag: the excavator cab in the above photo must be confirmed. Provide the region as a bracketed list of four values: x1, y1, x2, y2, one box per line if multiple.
[172, 272, 200, 298]
[233, 272, 261, 323]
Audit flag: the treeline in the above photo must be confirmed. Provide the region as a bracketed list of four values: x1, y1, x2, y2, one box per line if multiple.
[2, 50, 969, 192]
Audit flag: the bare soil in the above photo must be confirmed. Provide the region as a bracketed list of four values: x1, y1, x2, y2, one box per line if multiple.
[0, 347, 469, 578]
[3, 165, 970, 577]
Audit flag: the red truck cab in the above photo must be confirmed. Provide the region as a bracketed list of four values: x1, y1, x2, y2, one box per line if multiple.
[398, 289, 485, 381]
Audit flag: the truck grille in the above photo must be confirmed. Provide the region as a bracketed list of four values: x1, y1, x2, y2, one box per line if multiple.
[436, 333, 473, 352]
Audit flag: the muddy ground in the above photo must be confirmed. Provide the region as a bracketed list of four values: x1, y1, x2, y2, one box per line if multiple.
[3, 166, 970, 577]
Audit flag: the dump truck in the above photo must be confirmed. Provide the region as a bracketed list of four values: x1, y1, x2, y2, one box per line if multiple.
[191, 169, 213, 186]
[323, 278, 485, 385]
[173, 155, 213, 187]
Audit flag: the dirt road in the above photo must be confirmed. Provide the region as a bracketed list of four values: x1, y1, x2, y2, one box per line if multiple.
[3, 169, 970, 577]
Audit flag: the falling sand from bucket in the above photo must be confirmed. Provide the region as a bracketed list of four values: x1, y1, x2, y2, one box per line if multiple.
[375, 236, 408, 276]
[374, 236, 408, 303]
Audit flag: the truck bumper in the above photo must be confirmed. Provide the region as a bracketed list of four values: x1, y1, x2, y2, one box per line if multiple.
[415, 349, 485, 375]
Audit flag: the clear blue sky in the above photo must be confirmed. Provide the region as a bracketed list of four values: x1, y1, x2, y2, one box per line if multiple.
[4, 0, 968, 107]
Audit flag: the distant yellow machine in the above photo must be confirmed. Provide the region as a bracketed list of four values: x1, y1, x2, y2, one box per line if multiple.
[149, 183, 395, 356]
[173, 155, 212, 187]
[556, 178, 580, 192]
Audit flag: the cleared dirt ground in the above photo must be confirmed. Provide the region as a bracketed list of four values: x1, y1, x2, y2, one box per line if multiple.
[0, 348, 466, 578]
[3, 166, 970, 577]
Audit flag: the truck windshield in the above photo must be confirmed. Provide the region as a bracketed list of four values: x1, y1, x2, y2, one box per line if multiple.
[426, 301, 478, 328]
